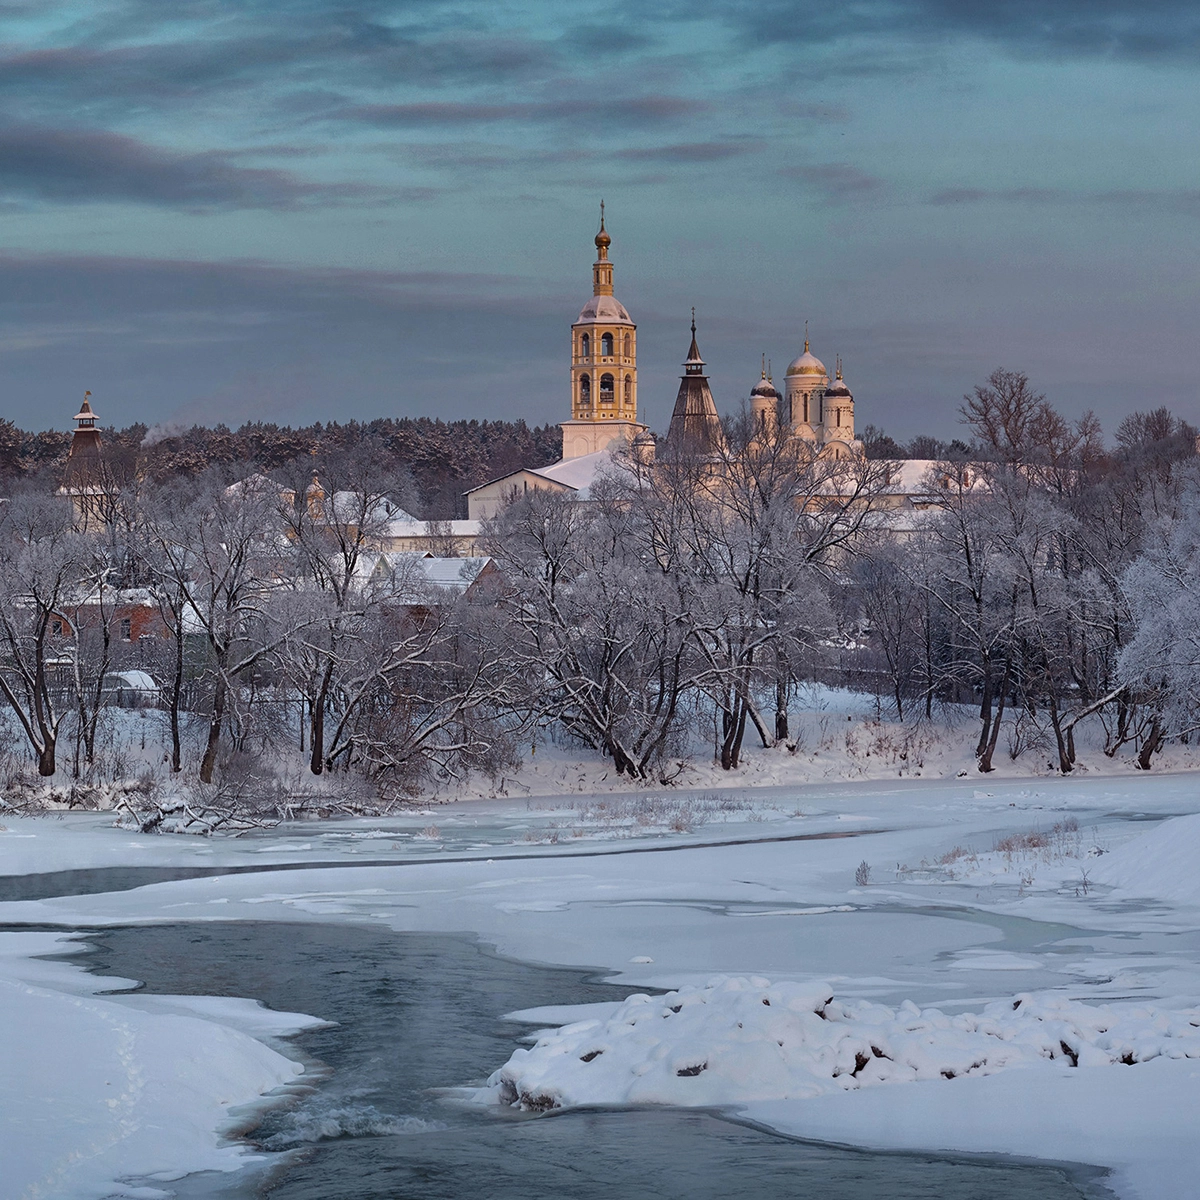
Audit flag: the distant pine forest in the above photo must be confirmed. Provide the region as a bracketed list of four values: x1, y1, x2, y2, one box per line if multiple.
[0, 417, 563, 519]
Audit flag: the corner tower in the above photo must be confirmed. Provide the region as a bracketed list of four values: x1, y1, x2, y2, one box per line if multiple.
[561, 203, 646, 460]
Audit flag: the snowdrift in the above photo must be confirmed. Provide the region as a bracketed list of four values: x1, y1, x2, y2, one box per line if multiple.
[1090, 811, 1200, 906]
[488, 976, 1200, 1112]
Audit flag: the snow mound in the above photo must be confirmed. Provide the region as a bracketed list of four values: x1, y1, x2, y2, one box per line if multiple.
[1090, 812, 1200, 906]
[487, 976, 1200, 1111]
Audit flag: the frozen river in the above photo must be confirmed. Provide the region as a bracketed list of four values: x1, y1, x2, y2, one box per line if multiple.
[3, 773, 1199, 1198]
[80, 920, 1102, 1199]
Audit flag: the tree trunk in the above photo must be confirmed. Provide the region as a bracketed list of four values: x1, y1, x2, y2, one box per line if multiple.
[1047, 691, 1072, 775]
[310, 660, 334, 775]
[608, 739, 638, 777]
[199, 674, 227, 784]
[745, 692, 772, 749]
[37, 739, 56, 777]
[1137, 716, 1164, 771]
[975, 662, 994, 760]
[170, 622, 184, 773]
[727, 696, 749, 769]
[979, 655, 1012, 773]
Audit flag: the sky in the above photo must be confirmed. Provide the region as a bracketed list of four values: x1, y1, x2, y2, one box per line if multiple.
[0, 1, 1197, 442]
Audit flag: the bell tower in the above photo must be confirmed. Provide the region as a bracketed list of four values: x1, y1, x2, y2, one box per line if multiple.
[561, 203, 646, 460]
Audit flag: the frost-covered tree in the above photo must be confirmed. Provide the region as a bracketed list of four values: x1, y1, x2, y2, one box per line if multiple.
[0, 493, 88, 775]
[1119, 482, 1200, 769]
[276, 445, 413, 775]
[145, 474, 290, 783]
[487, 483, 700, 779]
[666, 416, 883, 767]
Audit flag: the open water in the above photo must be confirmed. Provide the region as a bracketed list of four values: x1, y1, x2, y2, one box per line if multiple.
[79, 919, 1111, 1200]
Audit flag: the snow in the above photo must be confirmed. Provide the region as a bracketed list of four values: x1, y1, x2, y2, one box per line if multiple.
[429, 684, 1200, 803]
[1090, 812, 1200, 907]
[4, 766, 1200, 1197]
[528, 449, 620, 496]
[107, 670, 158, 691]
[744, 1061, 1200, 1200]
[379, 518, 480, 539]
[0, 931, 326, 1200]
[487, 976, 1200, 1110]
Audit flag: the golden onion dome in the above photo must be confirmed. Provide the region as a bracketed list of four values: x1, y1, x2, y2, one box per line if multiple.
[785, 338, 826, 377]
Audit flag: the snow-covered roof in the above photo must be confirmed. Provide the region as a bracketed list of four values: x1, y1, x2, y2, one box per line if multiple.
[358, 553, 495, 598]
[785, 348, 826, 378]
[224, 473, 278, 500]
[414, 556, 493, 590]
[380, 519, 481, 538]
[882, 459, 984, 496]
[575, 295, 633, 325]
[527, 450, 621, 496]
[327, 492, 418, 526]
[104, 670, 158, 691]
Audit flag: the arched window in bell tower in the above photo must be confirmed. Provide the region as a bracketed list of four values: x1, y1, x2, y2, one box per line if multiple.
[600, 373, 615, 403]
[623, 333, 631, 358]
[623, 374, 632, 405]
[601, 332, 614, 357]
[580, 333, 590, 358]
[580, 373, 591, 405]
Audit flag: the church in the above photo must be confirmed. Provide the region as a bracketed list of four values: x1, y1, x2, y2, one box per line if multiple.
[466, 209, 863, 520]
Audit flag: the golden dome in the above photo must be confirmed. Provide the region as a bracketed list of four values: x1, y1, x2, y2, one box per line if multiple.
[785, 338, 827, 377]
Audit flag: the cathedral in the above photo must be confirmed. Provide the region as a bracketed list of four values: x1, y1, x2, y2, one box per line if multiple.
[466, 210, 863, 518]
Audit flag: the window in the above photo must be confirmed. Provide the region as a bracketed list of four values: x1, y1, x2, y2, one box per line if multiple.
[579, 373, 591, 405]
[580, 333, 590, 358]
[601, 332, 614, 357]
[51, 618, 64, 637]
[624, 375, 632, 404]
[120, 617, 132, 641]
[599, 373, 615, 402]
[623, 333, 631, 358]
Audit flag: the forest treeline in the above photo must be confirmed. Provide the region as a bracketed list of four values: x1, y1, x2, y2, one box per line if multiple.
[0, 416, 562, 519]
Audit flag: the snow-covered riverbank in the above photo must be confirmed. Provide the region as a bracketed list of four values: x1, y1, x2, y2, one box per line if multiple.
[3, 772, 1200, 1199]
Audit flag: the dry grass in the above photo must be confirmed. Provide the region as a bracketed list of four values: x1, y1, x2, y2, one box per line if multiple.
[994, 817, 1079, 859]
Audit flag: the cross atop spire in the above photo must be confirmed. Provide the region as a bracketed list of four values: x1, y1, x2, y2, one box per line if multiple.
[594, 199, 611, 260]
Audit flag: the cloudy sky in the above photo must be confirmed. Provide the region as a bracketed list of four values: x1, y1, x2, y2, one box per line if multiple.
[0, 1, 1197, 441]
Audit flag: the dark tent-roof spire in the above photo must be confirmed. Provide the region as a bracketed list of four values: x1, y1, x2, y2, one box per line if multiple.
[685, 307, 704, 374]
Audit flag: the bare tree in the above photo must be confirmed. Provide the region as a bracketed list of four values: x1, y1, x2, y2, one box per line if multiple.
[145, 475, 294, 783]
[664, 417, 882, 768]
[1118, 476, 1200, 769]
[487, 483, 698, 779]
[0, 493, 87, 775]
[961, 368, 1101, 493]
[277, 446, 412, 774]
